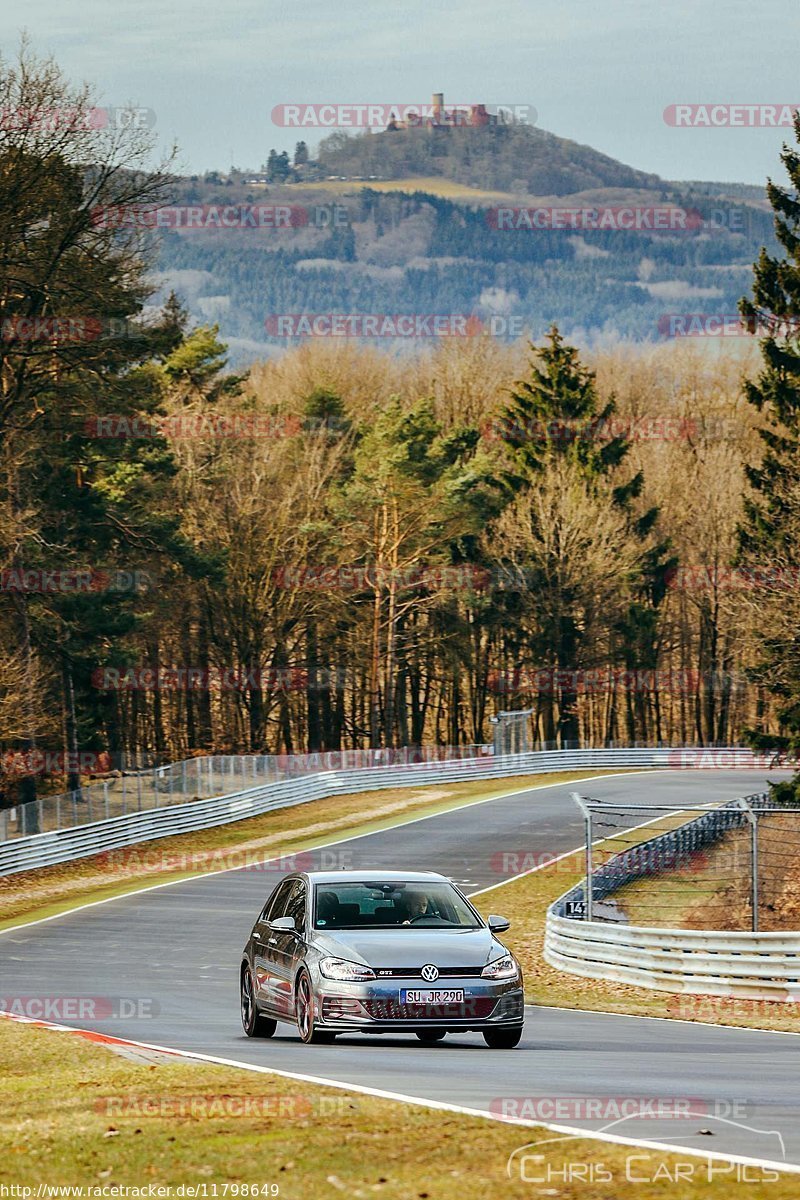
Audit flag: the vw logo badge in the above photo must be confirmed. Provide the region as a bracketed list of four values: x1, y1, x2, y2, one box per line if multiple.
[421, 963, 439, 982]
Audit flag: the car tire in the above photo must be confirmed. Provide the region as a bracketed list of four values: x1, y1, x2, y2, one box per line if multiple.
[241, 967, 277, 1038]
[295, 970, 336, 1044]
[416, 1029, 447, 1043]
[483, 1027, 523, 1049]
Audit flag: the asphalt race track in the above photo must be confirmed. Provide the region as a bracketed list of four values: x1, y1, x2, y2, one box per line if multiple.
[2, 769, 799, 1168]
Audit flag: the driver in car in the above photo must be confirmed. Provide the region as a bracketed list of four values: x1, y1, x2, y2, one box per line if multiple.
[401, 890, 433, 924]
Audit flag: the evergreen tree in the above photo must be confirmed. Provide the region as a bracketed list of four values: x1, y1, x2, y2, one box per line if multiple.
[738, 116, 800, 778]
[495, 327, 671, 746]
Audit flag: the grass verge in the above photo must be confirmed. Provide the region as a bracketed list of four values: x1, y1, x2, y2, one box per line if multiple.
[0, 770, 630, 931]
[472, 843, 800, 1035]
[0, 1018, 791, 1196]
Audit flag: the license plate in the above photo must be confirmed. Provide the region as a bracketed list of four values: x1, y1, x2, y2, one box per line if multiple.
[401, 988, 464, 1004]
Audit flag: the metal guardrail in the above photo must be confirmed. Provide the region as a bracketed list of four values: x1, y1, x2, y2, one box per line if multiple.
[545, 792, 800, 1000]
[0, 745, 493, 840]
[545, 914, 800, 1000]
[0, 744, 774, 877]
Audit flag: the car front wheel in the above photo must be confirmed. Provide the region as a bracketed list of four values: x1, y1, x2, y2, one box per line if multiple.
[295, 970, 336, 1044]
[483, 1027, 522, 1049]
[241, 967, 277, 1038]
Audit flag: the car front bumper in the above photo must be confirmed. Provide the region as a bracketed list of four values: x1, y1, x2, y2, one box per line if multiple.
[313, 975, 525, 1033]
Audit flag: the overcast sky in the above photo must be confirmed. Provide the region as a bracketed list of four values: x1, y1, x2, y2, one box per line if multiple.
[4, 0, 798, 184]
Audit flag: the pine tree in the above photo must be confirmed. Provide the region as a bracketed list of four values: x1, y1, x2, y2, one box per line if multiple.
[495, 327, 671, 746]
[738, 116, 800, 775]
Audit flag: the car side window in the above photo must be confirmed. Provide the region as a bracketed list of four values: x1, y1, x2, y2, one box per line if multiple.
[284, 880, 307, 935]
[262, 879, 294, 923]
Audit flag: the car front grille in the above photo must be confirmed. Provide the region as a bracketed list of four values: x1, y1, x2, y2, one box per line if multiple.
[372, 966, 485, 979]
[360, 997, 497, 1021]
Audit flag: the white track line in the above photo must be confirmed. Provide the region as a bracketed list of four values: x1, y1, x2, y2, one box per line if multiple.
[1, 1010, 795, 1176]
[3, 771, 797, 1172]
[0, 768, 652, 936]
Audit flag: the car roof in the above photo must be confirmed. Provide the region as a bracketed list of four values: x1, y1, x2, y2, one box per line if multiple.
[303, 870, 451, 885]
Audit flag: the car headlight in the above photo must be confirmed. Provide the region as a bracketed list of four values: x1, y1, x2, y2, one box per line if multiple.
[319, 957, 376, 982]
[481, 955, 519, 980]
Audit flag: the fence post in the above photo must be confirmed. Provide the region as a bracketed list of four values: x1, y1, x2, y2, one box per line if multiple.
[571, 792, 593, 921]
[737, 798, 758, 933]
[182, 759, 188, 798]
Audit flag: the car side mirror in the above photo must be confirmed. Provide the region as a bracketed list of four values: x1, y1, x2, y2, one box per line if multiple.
[487, 914, 510, 933]
[271, 915, 296, 931]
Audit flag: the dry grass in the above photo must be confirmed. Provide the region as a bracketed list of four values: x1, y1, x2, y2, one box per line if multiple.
[0, 1019, 793, 1196]
[0, 770, 626, 930]
[472, 841, 800, 1035]
[601, 813, 800, 933]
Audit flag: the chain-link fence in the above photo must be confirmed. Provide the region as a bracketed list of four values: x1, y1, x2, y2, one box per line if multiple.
[0, 745, 493, 841]
[559, 792, 800, 932]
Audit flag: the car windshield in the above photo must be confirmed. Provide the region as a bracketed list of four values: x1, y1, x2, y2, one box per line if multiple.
[313, 881, 482, 929]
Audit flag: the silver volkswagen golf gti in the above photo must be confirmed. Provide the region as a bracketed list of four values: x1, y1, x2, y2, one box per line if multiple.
[240, 870, 524, 1047]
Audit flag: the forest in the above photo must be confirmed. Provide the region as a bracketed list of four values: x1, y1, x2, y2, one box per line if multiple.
[2, 49, 800, 807]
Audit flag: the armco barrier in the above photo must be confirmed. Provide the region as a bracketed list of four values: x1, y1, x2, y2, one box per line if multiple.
[545, 914, 800, 1001]
[0, 745, 786, 878]
[0, 745, 493, 840]
[545, 793, 800, 1001]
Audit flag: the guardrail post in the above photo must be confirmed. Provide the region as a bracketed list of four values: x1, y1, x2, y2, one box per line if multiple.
[571, 792, 593, 921]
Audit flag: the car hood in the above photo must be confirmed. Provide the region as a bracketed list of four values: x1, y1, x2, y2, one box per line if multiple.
[311, 926, 506, 968]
